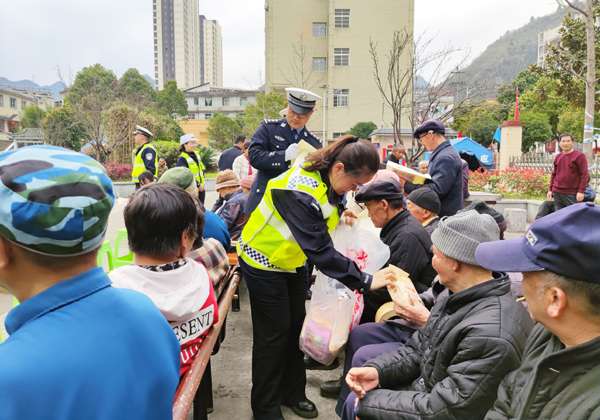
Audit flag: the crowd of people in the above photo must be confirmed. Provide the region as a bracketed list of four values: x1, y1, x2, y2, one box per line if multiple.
[0, 85, 598, 420]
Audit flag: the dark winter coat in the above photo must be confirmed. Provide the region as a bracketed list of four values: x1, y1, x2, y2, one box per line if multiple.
[358, 274, 533, 420]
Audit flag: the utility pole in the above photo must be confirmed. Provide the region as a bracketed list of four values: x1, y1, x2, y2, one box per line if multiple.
[563, 0, 596, 159]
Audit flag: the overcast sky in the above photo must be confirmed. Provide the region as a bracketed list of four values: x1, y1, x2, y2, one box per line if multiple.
[0, 0, 559, 89]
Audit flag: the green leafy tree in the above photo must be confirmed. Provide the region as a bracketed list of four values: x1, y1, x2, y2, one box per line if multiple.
[519, 76, 568, 134]
[20, 105, 47, 128]
[157, 80, 188, 117]
[452, 102, 503, 145]
[557, 107, 600, 141]
[43, 105, 86, 151]
[349, 121, 377, 139]
[154, 140, 181, 167]
[117, 68, 157, 108]
[521, 111, 553, 152]
[137, 110, 183, 140]
[208, 113, 244, 150]
[241, 92, 287, 137]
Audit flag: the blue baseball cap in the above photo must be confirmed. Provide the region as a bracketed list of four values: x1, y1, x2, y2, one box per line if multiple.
[475, 202, 600, 282]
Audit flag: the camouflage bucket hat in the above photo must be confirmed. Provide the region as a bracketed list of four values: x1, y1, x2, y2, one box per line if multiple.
[0, 145, 115, 256]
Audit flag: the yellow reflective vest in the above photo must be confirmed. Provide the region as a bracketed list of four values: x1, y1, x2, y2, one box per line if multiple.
[180, 151, 205, 187]
[237, 165, 340, 272]
[131, 142, 158, 182]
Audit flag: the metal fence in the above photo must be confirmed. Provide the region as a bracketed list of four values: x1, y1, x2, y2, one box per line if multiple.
[510, 153, 600, 193]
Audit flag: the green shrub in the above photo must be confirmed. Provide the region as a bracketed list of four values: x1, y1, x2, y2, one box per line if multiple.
[154, 140, 180, 167]
[197, 146, 217, 171]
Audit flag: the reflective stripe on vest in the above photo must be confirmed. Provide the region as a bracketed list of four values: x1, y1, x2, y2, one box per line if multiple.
[131, 143, 158, 181]
[180, 151, 205, 186]
[237, 165, 340, 272]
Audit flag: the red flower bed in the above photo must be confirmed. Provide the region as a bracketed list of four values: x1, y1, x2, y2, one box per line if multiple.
[470, 168, 549, 198]
[104, 162, 133, 181]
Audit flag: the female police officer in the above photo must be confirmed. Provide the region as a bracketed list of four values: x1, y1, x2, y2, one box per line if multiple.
[237, 135, 394, 420]
[177, 133, 206, 203]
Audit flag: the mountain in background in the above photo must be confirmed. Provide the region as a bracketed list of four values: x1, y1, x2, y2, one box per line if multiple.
[0, 77, 66, 100]
[457, 6, 569, 99]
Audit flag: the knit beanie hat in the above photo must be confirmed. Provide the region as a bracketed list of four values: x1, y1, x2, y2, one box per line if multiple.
[215, 169, 240, 191]
[431, 210, 500, 265]
[407, 188, 441, 214]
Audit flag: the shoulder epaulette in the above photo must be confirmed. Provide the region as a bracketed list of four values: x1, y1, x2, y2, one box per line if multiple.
[263, 118, 281, 124]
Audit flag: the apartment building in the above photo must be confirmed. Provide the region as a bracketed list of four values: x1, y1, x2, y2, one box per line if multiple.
[153, 0, 201, 89]
[184, 83, 259, 120]
[265, 0, 414, 142]
[199, 15, 224, 87]
[0, 88, 55, 141]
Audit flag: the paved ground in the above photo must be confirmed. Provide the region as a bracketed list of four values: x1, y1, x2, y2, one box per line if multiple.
[0, 189, 528, 418]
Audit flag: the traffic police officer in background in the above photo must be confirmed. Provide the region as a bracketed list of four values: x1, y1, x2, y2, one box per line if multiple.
[131, 125, 158, 189]
[177, 133, 206, 204]
[245, 87, 322, 214]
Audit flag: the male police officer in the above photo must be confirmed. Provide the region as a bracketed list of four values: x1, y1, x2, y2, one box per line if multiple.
[245, 87, 322, 214]
[131, 125, 158, 189]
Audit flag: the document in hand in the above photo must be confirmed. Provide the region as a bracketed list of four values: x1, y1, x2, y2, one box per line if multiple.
[386, 265, 423, 307]
[294, 140, 317, 166]
[386, 161, 431, 185]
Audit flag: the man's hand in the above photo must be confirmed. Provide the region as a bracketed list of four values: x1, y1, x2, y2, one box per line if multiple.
[342, 209, 359, 226]
[576, 192, 584, 202]
[393, 288, 430, 328]
[346, 367, 380, 399]
[371, 267, 396, 290]
[284, 143, 299, 162]
[546, 191, 553, 201]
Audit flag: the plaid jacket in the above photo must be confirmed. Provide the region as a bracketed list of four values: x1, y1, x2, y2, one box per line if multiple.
[189, 238, 230, 286]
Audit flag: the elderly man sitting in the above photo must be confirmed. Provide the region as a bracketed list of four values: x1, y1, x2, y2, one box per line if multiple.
[406, 188, 441, 235]
[477, 203, 600, 419]
[341, 210, 533, 420]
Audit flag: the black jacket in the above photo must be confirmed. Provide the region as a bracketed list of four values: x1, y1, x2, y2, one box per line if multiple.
[217, 146, 242, 171]
[358, 274, 533, 420]
[246, 118, 321, 214]
[361, 211, 435, 323]
[485, 324, 600, 420]
[406, 141, 463, 217]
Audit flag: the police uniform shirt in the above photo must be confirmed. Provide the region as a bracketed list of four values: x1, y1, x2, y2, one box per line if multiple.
[136, 143, 157, 175]
[246, 118, 321, 213]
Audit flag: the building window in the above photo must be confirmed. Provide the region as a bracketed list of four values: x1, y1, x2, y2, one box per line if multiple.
[312, 57, 327, 72]
[312, 22, 327, 37]
[205, 113, 213, 119]
[22, 100, 27, 108]
[10, 97, 17, 108]
[333, 132, 346, 139]
[335, 9, 350, 28]
[222, 97, 230, 106]
[333, 89, 349, 107]
[334, 48, 350, 66]
[204, 97, 213, 107]
[240, 97, 248, 106]
[194, 97, 199, 105]
[0, 95, 3, 106]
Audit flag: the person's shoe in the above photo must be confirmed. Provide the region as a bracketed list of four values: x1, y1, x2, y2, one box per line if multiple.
[320, 377, 342, 399]
[303, 355, 339, 371]
[282, 399, 318, 419]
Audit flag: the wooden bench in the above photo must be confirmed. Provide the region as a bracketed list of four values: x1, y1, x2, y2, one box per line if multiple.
[172, 262, 241, 420]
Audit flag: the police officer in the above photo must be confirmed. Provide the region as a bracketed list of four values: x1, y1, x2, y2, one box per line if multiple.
[237, 135, 395, 420]
[177, 133, 206, 204]
[245, 87, 322, 214]
[131, 125, 158, 189]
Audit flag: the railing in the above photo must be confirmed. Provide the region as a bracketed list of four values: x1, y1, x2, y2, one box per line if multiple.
[510, 153, 600, 193]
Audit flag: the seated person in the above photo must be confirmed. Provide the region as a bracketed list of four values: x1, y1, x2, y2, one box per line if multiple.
[110, 183, 218, 377]
[354, 178, 436, 321]
[213, 170, 248, 242]
[341, 210, 534, 420]
[0, 146, 179, 420]
[188, 237, 230, 288]
[241, 174, 256, 195]
[138, 170, 155, 186]
[462, 200, 507, 239]
[158, 167, 231, 249]
[477, 203, 600, 419]
[406, 188, 441, 235]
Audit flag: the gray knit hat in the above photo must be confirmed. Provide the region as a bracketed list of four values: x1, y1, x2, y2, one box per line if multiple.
[431, 210, 500, 265]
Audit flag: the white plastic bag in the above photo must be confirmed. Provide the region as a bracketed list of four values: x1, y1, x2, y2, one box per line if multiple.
[299, 273, 356, 365]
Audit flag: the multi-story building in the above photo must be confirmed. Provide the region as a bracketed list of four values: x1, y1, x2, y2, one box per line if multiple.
[184, 83, 259, 120]
[265, 0, 414, 142]
[153, 0, 201, 90]
[0, 88, 55, 142]
[199, 16, 224, 87]
[537, 26, 561, 68]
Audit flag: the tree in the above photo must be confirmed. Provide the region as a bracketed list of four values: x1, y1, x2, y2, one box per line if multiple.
[157, 80, 188, 117]
[548, 0, 599, 157]
[117, 68, 157, 109]
[64, 64, 118, 161]
[207, 113, 244, 150]
[519, 76, 568, 134]
[101, 102, 138, 163]
[21, 105, 47, 128]
[43, 105, 86, 151]
[452, 102, 503, 145]
[281, 36, 316, 89]
[349, 122, 377, 139]
[521, 111, 553, 152]
[241, 92, 287, 137]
